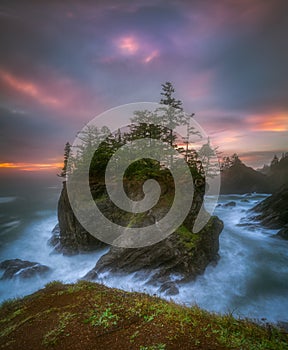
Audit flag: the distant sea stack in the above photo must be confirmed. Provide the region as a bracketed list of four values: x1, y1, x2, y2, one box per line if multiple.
[263, 153, 288, 191]
[220, 157, 270, 194]
[220, 152, 288, 194]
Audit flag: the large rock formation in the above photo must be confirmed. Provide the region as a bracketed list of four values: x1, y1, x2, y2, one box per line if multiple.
[259, 153, 288, 190]
[0, 259, 50, 279]
[221, 159, 270, 194]
[221, 153, 288, 195]
[52, 178, 223, 293]
[84, 216, 223, 290]
[248, 186, 288, 239]
[49, 182, 106, 255]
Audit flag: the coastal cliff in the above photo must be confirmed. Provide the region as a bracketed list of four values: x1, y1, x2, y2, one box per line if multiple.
[49, 182, 106, 255]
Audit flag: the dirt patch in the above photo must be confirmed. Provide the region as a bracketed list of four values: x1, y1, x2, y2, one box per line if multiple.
[0, 281, 287, 350]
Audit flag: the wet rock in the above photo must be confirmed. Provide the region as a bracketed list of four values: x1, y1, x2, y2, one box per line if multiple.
[49, 182, 106, 255]
[57, 178, 223, 289]
[223, 201, 236, 207]
[84, 216, 223, 287]
[82, 269, 98, 280]
[276, 225, 288, 240]
[158, 281, 179, 296]
[0, 259, 50, 280]
[249, 187, 288, 229]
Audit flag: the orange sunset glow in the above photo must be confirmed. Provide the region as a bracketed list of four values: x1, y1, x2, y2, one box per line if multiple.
[0, 162, 63, 172]
[247, 114, 288, 132]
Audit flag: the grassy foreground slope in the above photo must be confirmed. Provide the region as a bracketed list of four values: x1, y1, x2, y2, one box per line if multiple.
[0, 281, 287, 350]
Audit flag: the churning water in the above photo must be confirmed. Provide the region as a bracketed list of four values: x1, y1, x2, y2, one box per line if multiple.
[0, 178, 287, 324]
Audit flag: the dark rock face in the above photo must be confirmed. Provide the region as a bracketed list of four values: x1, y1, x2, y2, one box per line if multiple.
[54, 178, 223, 290]
[265, 154, 288, 190]
[277, 226, 288, 240]
[223, 201, 236, 207]
[49, 182, 106, 255]
[249, 187, 288, 239]
[0, 259, 50, 279]
[158, 281, 179, 296]
[221, 154, 288, 195]
[221, 161, 270, 194]
[249, 187, 288, 229]
[84, 216, 223, 288]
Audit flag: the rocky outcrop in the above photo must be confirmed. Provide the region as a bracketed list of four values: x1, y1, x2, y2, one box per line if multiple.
[49, 182, 106, 255]
[54, 178, 223, 293]
[277, 226, 288, 240]
[221, 161, 270, 194]
[259, 153, 288, 190]
[83, 216, 223, 294]
[249, 187, 288, 228]
[0, 259, 50, 279]
[249, 187, 288, 239]
[221, 153, 288, 195]
[223, 201, 236, 207]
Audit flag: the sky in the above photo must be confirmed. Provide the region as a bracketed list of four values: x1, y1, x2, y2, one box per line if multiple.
[0, 0, 288, 176]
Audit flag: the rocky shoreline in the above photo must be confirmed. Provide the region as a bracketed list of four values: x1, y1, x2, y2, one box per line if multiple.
[49, 180, 223, 295]
[248, 186, 288, 240]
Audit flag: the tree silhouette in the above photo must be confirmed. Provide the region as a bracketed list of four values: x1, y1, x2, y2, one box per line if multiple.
[58, 142, 71, 178]
[160, 82, 183, 110]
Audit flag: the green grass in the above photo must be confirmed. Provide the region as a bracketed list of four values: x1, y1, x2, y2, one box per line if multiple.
[176, 224, 200, 250]
[85, 306, 120, 328]
[139, 344, 166, 350]
[0, 280, 287, 349]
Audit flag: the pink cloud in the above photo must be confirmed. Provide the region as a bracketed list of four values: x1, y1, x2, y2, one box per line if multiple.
[143, 50, 159, 64]
[0, 68, 104, 119]
[246, 113, 288, 132]
[117, 36, 139, 55]
[0, 70, 62, 108]
[108, 34, 160, 65]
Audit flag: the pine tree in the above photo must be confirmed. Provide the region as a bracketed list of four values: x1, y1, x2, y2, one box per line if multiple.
[198, 138, 219, 178]
[58, 142, 71, 178]
[160, 82, 183, 110]
[270, 154, 279, 169]
[158, 82, 185, 150]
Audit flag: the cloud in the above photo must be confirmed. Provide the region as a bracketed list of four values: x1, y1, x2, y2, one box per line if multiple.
[0, 67, 105, 121]
[116, 36, 139, 55]
[0, 70, 62, 107]
[246, 113, 288, 132]
[0, 107, 63, 162]
[239, 149, 286, 168]
[0, 0, 287, 169]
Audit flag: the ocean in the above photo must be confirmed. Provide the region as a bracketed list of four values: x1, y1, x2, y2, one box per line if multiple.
[0, 175, 287, 324]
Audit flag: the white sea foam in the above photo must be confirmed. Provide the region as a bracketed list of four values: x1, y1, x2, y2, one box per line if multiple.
[0, 196, 17, 204]
[0, 193, 288, 324]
